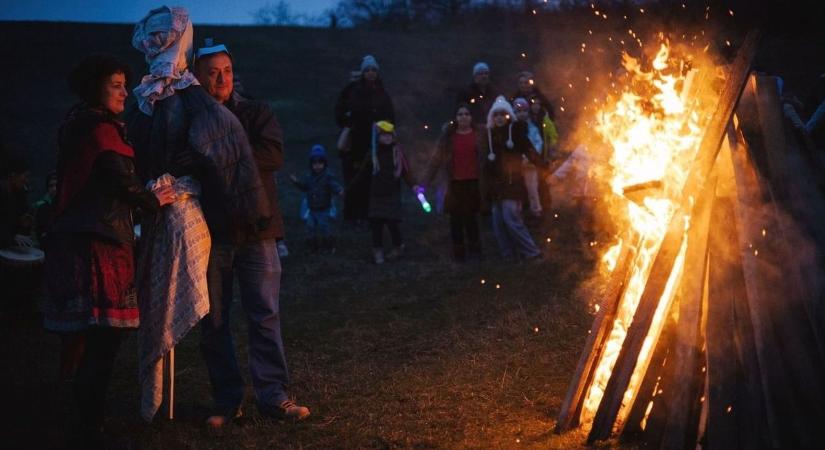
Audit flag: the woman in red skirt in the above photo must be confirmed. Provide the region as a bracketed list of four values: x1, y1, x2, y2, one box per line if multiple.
[42, 53, 174, 447]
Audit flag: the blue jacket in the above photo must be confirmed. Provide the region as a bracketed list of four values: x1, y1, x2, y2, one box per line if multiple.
[292, 170, 343, 211]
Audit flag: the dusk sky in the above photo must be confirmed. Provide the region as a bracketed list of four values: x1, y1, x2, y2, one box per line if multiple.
[0, 0, 339, 25]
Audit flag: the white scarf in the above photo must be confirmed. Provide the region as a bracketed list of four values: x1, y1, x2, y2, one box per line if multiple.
[131, 6, 199, 115]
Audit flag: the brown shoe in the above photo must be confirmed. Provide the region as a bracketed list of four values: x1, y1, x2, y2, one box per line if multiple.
[205, 406, 243, 430]
[262, 399, 310, 421]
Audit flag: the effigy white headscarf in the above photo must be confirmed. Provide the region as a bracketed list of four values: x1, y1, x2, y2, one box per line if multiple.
[132, 5, 199, 115]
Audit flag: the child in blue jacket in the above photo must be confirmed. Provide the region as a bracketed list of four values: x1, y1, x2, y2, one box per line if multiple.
[290, 145, 344, 253]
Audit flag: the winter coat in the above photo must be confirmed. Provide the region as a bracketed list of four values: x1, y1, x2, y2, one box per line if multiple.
[291, 170, 343, 212]
[224, 90, 285, 240]
[457, 82, 498, 125]
[51, 106, 159, 245]
[127, 85, 271, 244]
[482, 121, 548, 202]
[335, 78, 395, 160]
[423, 125, 486, 213]
[367, 143, 414, 220]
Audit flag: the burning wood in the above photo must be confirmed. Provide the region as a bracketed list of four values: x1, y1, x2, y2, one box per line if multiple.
[557, 27, 825, 448]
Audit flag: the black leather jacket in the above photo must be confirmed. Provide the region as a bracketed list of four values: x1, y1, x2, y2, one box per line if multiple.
[52, 107, 159, 244]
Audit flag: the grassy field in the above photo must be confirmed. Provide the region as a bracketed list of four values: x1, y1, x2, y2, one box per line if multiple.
[1, 14, 823, 450]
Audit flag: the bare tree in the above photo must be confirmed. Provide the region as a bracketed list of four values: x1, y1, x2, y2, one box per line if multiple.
[252, 1, 295, 25]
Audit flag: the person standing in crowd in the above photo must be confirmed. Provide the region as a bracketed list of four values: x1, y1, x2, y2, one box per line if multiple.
[511, 71, 555, 121]
[0, 153, 32, 250]
[289, 145, 344, 254]
[420, 103, 485, 261]
[362, 121, 415, 264]
[190, 36, 310, 424]
[41, 53, 175, 447]
[194, 38, 289, 260]
[483, 96, 546, 260]
[457, 62, 497, 126]
[335, 55, 395, 229]
[513, 97, 544, 223]
[31, 171, 57, 245]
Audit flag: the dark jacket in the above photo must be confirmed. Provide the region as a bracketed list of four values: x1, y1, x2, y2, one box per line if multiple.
[335, 78, 395, 159]
[127, 86, 271, 244]
[52, 107, 159, 244]
[224, 91, 285, 240]
[457, 82, 498, 125]
[482, 121, 548, 202]
[368, 143, 415, 220]
[291, 170, 343, 211]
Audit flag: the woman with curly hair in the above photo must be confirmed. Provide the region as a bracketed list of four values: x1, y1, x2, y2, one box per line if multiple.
[42, 53, 174, 447]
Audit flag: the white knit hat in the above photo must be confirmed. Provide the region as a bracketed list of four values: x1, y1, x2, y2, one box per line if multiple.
[486, 95, 515, 129]
[361, 55, 379, 72]
[485, 95, 517, 161]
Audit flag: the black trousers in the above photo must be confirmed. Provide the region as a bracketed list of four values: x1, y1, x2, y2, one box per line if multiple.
[370, 218, 402, 248]
[341, 156, 371, 222]
[74, 327, 122, 436]
[449, 212, 480, 247]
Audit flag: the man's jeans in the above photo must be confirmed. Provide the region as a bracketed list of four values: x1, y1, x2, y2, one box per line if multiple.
[200, 239, 288, 412]
[491, 199, 542, 259]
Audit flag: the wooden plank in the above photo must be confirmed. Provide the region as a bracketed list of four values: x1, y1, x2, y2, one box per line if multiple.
[647, 173, 717, 450]
[705, 196, 743, 450]
[729, 121, 825, 448]
[586, 32, 760, 444]
[587, 212, 686, 443]
[555, 236, 638, 432]
[704, 138, 770, 449]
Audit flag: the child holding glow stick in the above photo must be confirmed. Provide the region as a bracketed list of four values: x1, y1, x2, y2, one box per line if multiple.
[419, 103, 485, 261]
[361, 120, 416, 264]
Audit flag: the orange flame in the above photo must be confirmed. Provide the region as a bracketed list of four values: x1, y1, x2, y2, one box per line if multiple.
[580, 40, 715, 430]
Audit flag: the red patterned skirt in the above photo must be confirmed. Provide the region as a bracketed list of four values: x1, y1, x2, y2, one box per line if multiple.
[42, 233, 139, 332]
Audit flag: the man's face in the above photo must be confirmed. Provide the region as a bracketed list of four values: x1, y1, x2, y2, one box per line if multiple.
[516, 109, 529, 122]
[530, 101, 542, 115]
[492, 110, 508, 127]
[474, 70, 490, 87]
[196, 53, 234, 103]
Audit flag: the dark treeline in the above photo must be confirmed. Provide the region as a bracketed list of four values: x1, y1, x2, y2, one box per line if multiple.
[254, 0, 823, 37]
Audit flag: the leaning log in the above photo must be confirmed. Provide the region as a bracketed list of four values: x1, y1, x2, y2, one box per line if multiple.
[555, 235, 638, 432]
